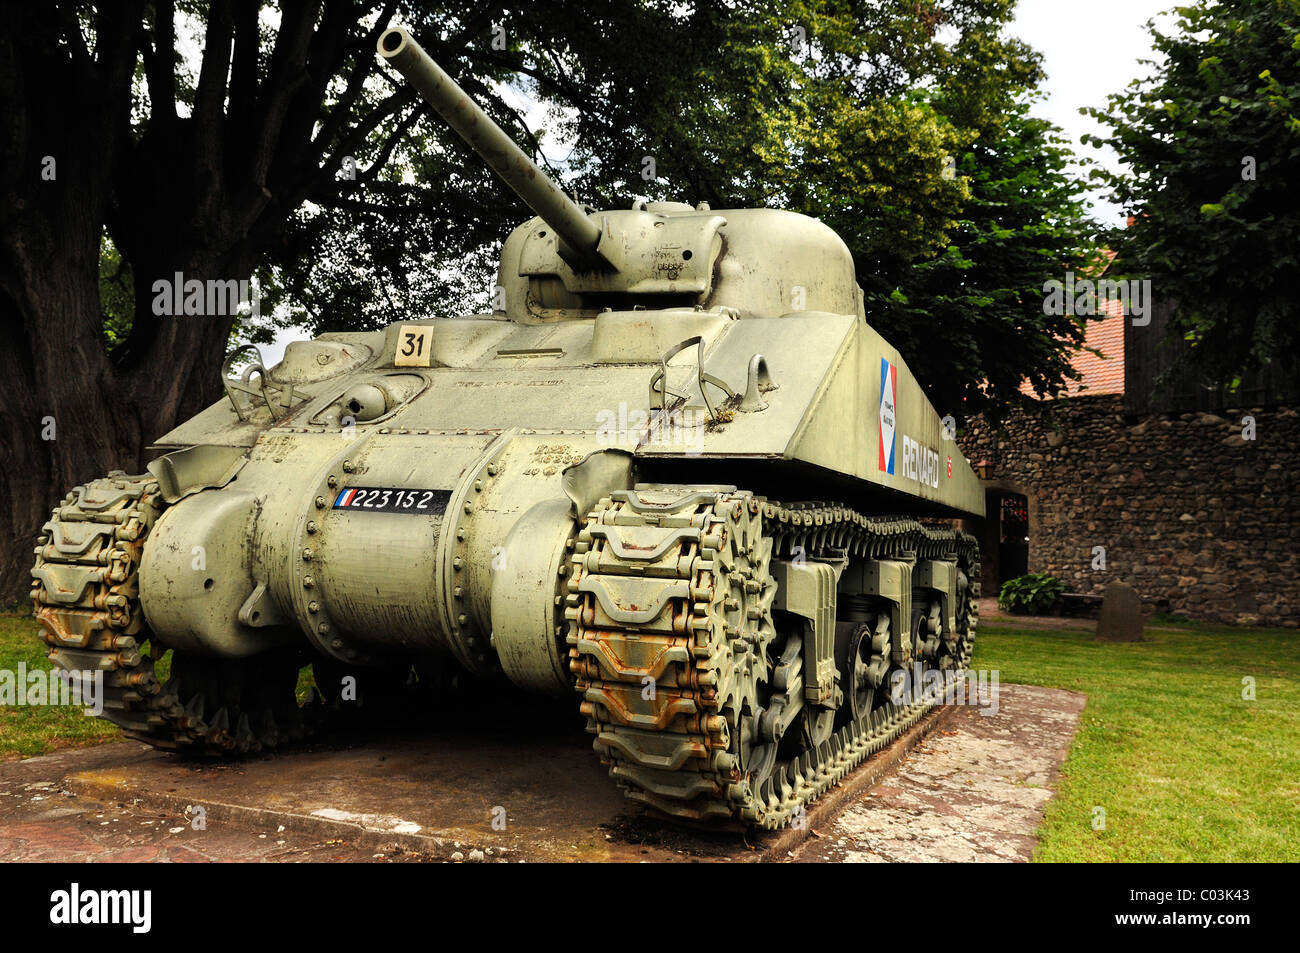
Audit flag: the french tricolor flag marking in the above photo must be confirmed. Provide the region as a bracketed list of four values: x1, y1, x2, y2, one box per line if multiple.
[878, 358, 897, 475]
[336, 488, 358, 507]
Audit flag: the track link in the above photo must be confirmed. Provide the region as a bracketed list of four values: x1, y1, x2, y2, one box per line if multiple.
[566, 487, 979, 830]
[31, 472, 311, 755]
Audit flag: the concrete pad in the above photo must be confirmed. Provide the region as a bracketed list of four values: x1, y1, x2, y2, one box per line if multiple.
[792, 684, 1085, 862]
[0, 742, 407, 862]
[0, 684, 1080, 862]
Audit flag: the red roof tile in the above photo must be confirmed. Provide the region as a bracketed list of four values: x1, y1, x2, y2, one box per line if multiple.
[1064, 299, 1125, 396]
[1020, 283, 1127, 399]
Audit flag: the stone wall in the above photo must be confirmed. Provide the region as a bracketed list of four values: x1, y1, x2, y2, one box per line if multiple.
[956, 394, 1300, 627]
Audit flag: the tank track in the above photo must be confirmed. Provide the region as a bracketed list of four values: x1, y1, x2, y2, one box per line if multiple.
[566, 487, 979, 830]
[30, 472, 980, 831]
[30, 472, 311, 754]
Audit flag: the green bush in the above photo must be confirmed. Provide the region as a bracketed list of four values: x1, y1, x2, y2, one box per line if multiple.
[998, 573, 1066, 615]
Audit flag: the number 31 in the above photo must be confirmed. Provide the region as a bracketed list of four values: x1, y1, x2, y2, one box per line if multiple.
[394, 325, 433, 367]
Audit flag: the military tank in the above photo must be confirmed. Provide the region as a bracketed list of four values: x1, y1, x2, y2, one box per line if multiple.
[31, 26, 983, 829]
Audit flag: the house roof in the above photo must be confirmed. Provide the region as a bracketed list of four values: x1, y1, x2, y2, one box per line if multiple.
[1021, 251, 1127, 399]
[1063, 298, 1125, 396]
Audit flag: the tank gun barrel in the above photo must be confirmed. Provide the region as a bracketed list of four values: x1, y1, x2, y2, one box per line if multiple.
[377, 27, 606, 269]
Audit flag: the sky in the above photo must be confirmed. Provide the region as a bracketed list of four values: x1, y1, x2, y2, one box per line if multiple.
[259, 0, 1179, 365]
[1010, 0, 1178, 225]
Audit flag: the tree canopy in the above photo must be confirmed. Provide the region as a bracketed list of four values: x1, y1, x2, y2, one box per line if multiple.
[263, 0, 1100, 421]
[1086, 0, 1300, 388]
[505, 0, 1098, 421]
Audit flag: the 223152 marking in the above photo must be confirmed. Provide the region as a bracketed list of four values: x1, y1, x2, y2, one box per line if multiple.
[332, 487, 451, 514]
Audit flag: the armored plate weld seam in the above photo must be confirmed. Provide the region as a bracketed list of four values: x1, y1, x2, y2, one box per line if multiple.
[566, 489, 979, 829]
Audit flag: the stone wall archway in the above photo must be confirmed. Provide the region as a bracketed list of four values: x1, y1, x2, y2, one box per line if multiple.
[962, 479, 1039, 592]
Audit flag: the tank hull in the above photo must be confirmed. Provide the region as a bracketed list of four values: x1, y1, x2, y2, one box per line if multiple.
[132, 306, 981, 689]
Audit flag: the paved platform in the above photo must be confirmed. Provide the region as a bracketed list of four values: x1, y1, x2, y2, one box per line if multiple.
[0, 684, 1082, 863]
[793, 684, 1085, 862]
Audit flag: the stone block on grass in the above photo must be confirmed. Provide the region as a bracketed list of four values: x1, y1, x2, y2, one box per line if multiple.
[1095, 581, 1145, 642]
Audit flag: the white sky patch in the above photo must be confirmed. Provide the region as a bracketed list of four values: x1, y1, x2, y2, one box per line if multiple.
[259, 326, 302, 369]
[494, 78, 580, 174]
[1011, 0, 1178, 225]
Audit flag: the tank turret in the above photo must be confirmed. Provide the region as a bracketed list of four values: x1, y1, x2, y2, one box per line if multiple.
[378, 26, 860, 322]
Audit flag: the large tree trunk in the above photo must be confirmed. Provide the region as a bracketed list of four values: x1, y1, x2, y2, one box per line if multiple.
[0, 2, 283, 602]
[0, 0, 425, 602]
[0, 1, 191, 603]
[1, 273, 145, 603]
[0, 251, 241, 606]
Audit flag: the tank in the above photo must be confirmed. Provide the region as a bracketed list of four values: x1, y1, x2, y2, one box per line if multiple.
[30, 26, 983, 829]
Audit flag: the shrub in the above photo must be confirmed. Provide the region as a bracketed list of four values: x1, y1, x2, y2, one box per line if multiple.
[998, 573, 1066, 615]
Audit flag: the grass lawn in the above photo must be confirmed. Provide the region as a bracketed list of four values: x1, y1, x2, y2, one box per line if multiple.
[0, 610, 120, 759]
[1, 609, 320, 761]
[973, 620, 1300, 862]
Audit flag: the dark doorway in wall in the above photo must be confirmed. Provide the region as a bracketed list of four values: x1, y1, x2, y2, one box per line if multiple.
[988, 490, 1029, 585]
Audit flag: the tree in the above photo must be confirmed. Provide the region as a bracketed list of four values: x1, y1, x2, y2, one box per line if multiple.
[868, 97, 1099, 423]
[1085, 0, 1300, 387]
[556, 0, 1097, 423]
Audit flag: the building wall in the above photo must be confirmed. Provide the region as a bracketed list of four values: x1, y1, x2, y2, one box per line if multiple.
[956, 394, 1300, 627]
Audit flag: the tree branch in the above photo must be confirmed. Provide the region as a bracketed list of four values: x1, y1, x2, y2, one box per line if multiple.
[58, 1, 91, 66]
[193, 0, 235, 181]
[245, 0, 318, 191]
[309, 1, 396, 156]
[294, 88, 412, 207]
[227, 0, 259, 132]
[354, 102, 425, 185]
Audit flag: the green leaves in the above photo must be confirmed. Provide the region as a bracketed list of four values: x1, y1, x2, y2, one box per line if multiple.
[105, 0, 1096, 424]
[1088, 0, 1300, 388]
[863, 96, 1097, 423]
[998, 573, 1067, 615]
[556, 0, 1088, 422]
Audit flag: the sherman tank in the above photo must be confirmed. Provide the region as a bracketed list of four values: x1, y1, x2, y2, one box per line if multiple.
[31, 26, 983, 829]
